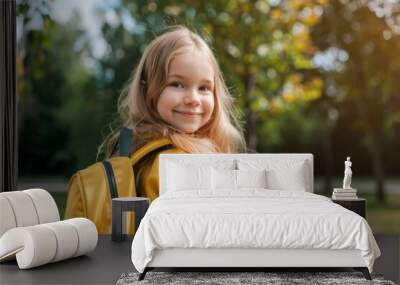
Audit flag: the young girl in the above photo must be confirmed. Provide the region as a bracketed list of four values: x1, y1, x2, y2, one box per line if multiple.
[65, 26, 245, 233]
[100, 25, 245, 199]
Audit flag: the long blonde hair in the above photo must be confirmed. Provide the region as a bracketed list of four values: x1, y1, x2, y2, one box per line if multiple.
[98, 26, 246, 159]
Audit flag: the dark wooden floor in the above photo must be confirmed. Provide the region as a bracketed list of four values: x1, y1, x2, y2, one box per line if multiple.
[0, 235, 398, 284]
[374, 234, 400, 284]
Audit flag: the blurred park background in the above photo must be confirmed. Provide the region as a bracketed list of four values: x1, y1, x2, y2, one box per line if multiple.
[16, 0, 399, 234]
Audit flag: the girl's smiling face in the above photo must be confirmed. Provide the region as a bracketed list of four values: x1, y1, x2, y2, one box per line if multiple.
[157, 48, 215, 134]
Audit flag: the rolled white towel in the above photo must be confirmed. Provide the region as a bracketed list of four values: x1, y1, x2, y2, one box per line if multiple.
[0, 226, 57, 268]
[64, 218, 98, 257]
[0, 189, 60, 238]
[42, 221, 79, 263]
[0, 196, 17, 237]
[0, 218, 98, 269]
[0, 191, 39, 228]
[23, 189, 60, 224]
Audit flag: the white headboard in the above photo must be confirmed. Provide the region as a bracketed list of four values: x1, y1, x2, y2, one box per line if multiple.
[159, 154, 314, 195]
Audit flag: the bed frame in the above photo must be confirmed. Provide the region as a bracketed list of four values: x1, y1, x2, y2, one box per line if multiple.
[138, 154, 371, 281]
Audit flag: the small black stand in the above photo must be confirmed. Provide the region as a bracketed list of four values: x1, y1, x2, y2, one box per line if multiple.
[112, 197, 149, 242]
[138, 267, 151, 281]
[331, 198, 366, 218]
[354, 267, 372, 280]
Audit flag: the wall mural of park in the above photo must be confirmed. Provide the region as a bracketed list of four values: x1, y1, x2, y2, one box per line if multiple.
[16, 0, 400, 234]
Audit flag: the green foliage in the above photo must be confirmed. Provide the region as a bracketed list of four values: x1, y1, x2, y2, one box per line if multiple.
[95, 0, 326, 151]
[17, 0, 326, 176]
[311, 0, 400, 201]
[313, 0, 400, 140]
[17, 0, 400, 189]
[17, 6, 95, 175]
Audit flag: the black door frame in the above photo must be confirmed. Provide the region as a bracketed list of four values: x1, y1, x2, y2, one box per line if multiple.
[0, 0, 17, 192]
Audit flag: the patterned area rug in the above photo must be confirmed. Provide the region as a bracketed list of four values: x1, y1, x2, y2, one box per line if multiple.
[116, 271, 396, 285]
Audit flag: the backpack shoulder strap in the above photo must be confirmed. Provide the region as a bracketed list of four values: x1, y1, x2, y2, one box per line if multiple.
[130, 137, 173, 167]
[119, 127, 133, 157]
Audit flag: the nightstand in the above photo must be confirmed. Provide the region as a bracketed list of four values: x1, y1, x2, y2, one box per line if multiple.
[112, 197, 150, 242]
[332, 198, 366, 218]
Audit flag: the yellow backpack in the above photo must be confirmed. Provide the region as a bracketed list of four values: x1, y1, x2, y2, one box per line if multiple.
[64, 128, 173, 234]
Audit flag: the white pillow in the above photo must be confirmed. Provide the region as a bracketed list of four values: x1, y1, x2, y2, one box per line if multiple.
[238, 159, 308, 191]
[212, 168, 237, 190]
[211, 168, 268, 190]
[167, 162, 212, 191]
[236, 169, 267, 189]
[266, 166, 307, 191]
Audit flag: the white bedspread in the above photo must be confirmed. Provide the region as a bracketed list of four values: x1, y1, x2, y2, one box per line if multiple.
[131, 190, 380, 273]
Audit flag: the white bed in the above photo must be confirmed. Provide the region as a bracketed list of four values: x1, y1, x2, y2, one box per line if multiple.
[131, 154, 380, 280]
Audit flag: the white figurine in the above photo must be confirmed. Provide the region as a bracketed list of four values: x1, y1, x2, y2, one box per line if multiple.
[343, 157, 352, 189]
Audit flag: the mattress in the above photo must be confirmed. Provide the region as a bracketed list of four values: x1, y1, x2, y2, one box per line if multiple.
[131, 189, 380, 273]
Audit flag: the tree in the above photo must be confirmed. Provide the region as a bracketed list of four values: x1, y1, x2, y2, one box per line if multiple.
[98, 0, 326, 152]
[311, 0, 400, 202]
[17, 1, 95, 175]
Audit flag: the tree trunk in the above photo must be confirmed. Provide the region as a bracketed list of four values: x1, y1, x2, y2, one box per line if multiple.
[321, 123, 334, 195]
[350, 43, 386, 204]
[367, 137, 385, 203]
[243, 73, 258, 152]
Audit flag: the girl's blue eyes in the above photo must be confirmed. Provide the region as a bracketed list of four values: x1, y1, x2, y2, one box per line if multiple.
[169, 82, 211, 92]
[199, 86, 210, 92]
[170, 81, 184, 88]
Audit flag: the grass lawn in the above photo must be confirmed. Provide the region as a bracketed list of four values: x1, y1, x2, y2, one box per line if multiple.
[51, 192, 400, 235]
[363, 193, 400, 235]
